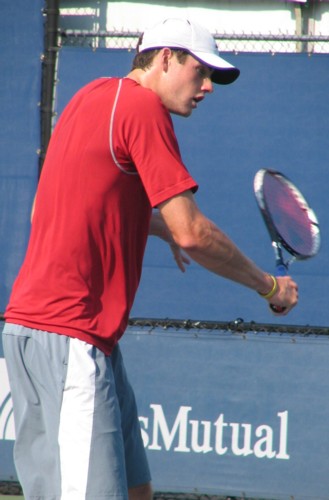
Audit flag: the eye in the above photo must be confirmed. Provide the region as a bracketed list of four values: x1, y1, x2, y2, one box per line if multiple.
[197, 65, 213, 79]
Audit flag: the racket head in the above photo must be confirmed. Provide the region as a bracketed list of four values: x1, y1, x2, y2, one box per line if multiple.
[254, 168, 320, 260]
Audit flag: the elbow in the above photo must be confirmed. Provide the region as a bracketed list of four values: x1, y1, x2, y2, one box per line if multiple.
[174, 222, 212, 253]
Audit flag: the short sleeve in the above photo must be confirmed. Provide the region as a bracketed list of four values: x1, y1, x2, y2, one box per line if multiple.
[112, 80, 198, 207]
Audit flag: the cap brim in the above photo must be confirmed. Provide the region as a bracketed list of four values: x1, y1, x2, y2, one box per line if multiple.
[192, 51, 240, 85]
[211, 67, 240, 85]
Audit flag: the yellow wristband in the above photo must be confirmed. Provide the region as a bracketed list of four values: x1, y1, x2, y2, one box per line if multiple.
[258, 275, 278, 300]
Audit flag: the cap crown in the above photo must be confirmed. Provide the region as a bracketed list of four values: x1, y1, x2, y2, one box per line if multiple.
[139, 18, 217, 55]
[138, 18, 240, 85]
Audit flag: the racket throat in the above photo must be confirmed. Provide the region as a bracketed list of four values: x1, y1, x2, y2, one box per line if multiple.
[272, 242, 289, 275]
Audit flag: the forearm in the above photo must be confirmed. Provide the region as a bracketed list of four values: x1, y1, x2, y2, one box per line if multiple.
[180, 218, 274, 295]
[158, 191, 297, 312]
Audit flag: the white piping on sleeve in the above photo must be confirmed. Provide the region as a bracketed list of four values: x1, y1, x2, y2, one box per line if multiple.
[109, 78, 138, 176]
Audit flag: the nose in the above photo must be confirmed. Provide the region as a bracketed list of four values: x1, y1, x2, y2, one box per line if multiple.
[202, 77, 214, 93]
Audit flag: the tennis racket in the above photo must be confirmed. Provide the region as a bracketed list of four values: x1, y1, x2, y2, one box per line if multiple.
[253, 168, 320, 311]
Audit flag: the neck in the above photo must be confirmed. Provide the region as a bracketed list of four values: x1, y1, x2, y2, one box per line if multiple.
[126, 68, 145, 85]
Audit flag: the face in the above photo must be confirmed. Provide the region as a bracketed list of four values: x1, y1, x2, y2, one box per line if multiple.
[158, 51, 214, 117]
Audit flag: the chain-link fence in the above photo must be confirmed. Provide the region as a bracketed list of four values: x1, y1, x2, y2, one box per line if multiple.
[59, 28, 329, 54]
[57, 3, 329, 54]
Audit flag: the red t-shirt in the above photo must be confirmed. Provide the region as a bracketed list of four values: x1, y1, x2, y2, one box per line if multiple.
[5, 78, 198, 354]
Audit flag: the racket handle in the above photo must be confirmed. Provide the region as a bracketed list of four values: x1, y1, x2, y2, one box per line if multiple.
[270, 262, 288, 313]
[275, 263, 288, 276]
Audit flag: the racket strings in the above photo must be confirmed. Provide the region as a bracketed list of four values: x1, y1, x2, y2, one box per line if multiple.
[263, 175, 319, 257]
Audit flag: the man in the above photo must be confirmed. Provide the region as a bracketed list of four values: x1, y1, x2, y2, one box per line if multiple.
[2, 18, 298, 500]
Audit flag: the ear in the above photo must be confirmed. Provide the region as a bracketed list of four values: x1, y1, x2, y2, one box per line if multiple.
[161, 47, 174, 72]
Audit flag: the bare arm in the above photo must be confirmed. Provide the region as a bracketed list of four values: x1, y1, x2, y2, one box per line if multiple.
[149, 211, 190, 272]
[158, 190, 298, 314]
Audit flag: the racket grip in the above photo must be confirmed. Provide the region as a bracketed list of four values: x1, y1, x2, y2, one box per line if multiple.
[275, 263, 288, 276]
[270, 262, 288, 313]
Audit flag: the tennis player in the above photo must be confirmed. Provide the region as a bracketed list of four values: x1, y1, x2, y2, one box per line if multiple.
[2, 18, 298, 500]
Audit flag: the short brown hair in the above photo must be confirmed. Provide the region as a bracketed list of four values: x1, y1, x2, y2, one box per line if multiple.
[131, 36, 189, 71]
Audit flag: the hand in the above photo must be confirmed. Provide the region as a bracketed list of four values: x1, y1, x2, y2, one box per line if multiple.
[149, 211, 190, 272]
[267, 276, 298, 315]
[169, 242, 190, 272]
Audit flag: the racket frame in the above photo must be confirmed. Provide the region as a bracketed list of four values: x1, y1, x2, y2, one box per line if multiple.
[254, 168, 320, 269]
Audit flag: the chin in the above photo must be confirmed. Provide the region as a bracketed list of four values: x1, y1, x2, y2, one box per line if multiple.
[171, 108, 192, 118]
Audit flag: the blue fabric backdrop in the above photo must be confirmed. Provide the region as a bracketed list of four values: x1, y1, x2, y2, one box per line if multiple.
[54, 48, 329, 327]
[0, 0, 43, 312]
[1, 34, 329, 500]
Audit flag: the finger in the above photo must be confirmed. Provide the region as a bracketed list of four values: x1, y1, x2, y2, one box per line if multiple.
[176, 258, 186, 272]
[170, 245, 190, 271]
[171, 248, 186, 272]
[181, 255, 191, 265]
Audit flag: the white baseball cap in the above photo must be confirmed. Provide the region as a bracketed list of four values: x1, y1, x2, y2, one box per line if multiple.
[138, 18, 240, 85]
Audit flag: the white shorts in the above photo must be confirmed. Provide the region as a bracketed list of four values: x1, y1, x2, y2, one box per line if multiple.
[2, 323, 151, 500]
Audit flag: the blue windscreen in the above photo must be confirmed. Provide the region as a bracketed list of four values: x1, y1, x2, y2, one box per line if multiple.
[55, 48, 329, 326]
[0, 0, 44, 483]
[0, 0, 43, 312]
[1, 41, 329, 499]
